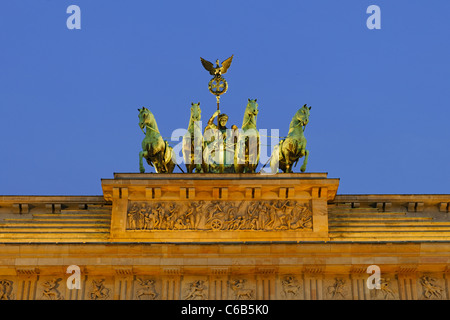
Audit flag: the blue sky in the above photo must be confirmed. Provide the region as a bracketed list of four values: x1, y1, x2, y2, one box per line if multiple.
[0, 0, 449, 195]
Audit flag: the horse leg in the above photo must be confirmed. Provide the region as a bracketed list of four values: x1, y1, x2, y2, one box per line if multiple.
[284, 149, 291, 173]
[250, 137, 260, 173]
[201, 152, 208, 173]
[186, 151, 193, 173]
[190, 142, 198, 173]
[270, 144, 280, 173]
[244, 138, 250, 173]
[139, 150, 148, 173]
[300, 149, 309, 173]
[168, 148, 176, 173]
[162, 151, 169, 173]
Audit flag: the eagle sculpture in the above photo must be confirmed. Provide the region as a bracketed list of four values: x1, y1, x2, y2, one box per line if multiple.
[200, 55, 234, 76]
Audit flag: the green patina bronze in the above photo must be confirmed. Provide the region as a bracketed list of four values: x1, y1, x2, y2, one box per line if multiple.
[138, 107, 176, 173]
[202, 109, 236, 174]
[234, 99, 260, 173]
[182, 102, 207, 173]
[137, 56, 312, 174]
[270, 104, 311, 173]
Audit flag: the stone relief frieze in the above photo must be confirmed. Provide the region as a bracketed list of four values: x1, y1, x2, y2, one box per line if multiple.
[41, 278, 63, 300]
[89, 279, 110, 300]
[136, 278, 158, 300]
[326, 278, 347, 299]
[0, 280, 14, 300]
[281, 276, 301, 298]
[127, 200, 312, 231]
[184, 280, 208, 300]
[420, 276, 444, 300]
[229, 279, 254, 300]
[370, 277, 397, 300]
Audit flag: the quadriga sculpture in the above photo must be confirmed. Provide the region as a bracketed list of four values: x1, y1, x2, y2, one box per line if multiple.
[234, 99, 260, 173]
[270, 104, 311, 173]
[182, 102, 207, 173]
[138, 107, 176, 173]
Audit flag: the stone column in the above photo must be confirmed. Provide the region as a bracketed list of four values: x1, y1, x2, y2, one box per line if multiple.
[350, 268, 370, 300]
[161, 268, 182, 300]
[397, 266, 418, 300]
[303, 266, 324, 300]
[209, 268, 229, 300]
[256, 268, 276, 300]
[15, 268, 39, 300]
[114, 267, 134, 300]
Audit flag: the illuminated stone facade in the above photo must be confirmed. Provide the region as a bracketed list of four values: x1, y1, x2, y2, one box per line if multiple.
[0, 173, 449, 300]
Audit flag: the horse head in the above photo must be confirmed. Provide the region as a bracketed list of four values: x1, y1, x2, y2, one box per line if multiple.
[190, 102, 201, 121]
[138, 107, 158, 132]
[295, 104, 311, 127]
[246, 98, 259, 118]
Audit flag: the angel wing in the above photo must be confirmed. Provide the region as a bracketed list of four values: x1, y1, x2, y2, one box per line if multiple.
[200, 57, 215, 75]
[220, 55, 233, 74]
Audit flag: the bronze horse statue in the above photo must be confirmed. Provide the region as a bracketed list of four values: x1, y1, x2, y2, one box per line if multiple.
[138, 107, 176, 173]
[182, 102, 207, 173]
[270, 104, 311, 173]
[234, 99, 260, 173]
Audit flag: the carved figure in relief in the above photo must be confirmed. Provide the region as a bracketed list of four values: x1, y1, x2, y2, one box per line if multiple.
[281, 276, 301, 298]
[265, 201, 278, 230]
[187, 201, 205, 229]
[420, 276, 443, 299]
[90, 279, 110, 300]
[166, 203, 178, 229]
[290, 203, 313, 230]
[154, 203, 165, 229]
[230, 279, 253, 300]
[185, 280, 208, 300]
[277, 202, 291, 230]
[205, 202, 227, 230]
[379, 278, 396, 300]
[184, 205, 195, 230]
[174, 217, 188, 230]
[42, 278, 63, 300]
[127, 203, 139, 230]
[0, 280, 14, 300]
[327, 278, 346, 299]
[136, 279, 158, 300]
[143, 212, 152, 230]
[138, 203, 148, 230]
[206, 201, 223, 221]
[246, 201, 259, 229]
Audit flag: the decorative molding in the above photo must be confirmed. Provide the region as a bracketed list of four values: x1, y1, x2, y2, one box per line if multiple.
[350, 266, 367, 275]
[114, 266, 134, 276]
[303, 265, 324, 274]
[163, 267, 182, 275]
[398, 265, 418, 274]
[16, 267, 40, 276]
[210, 267, 229, 275]
[256, 267, 277, 274]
